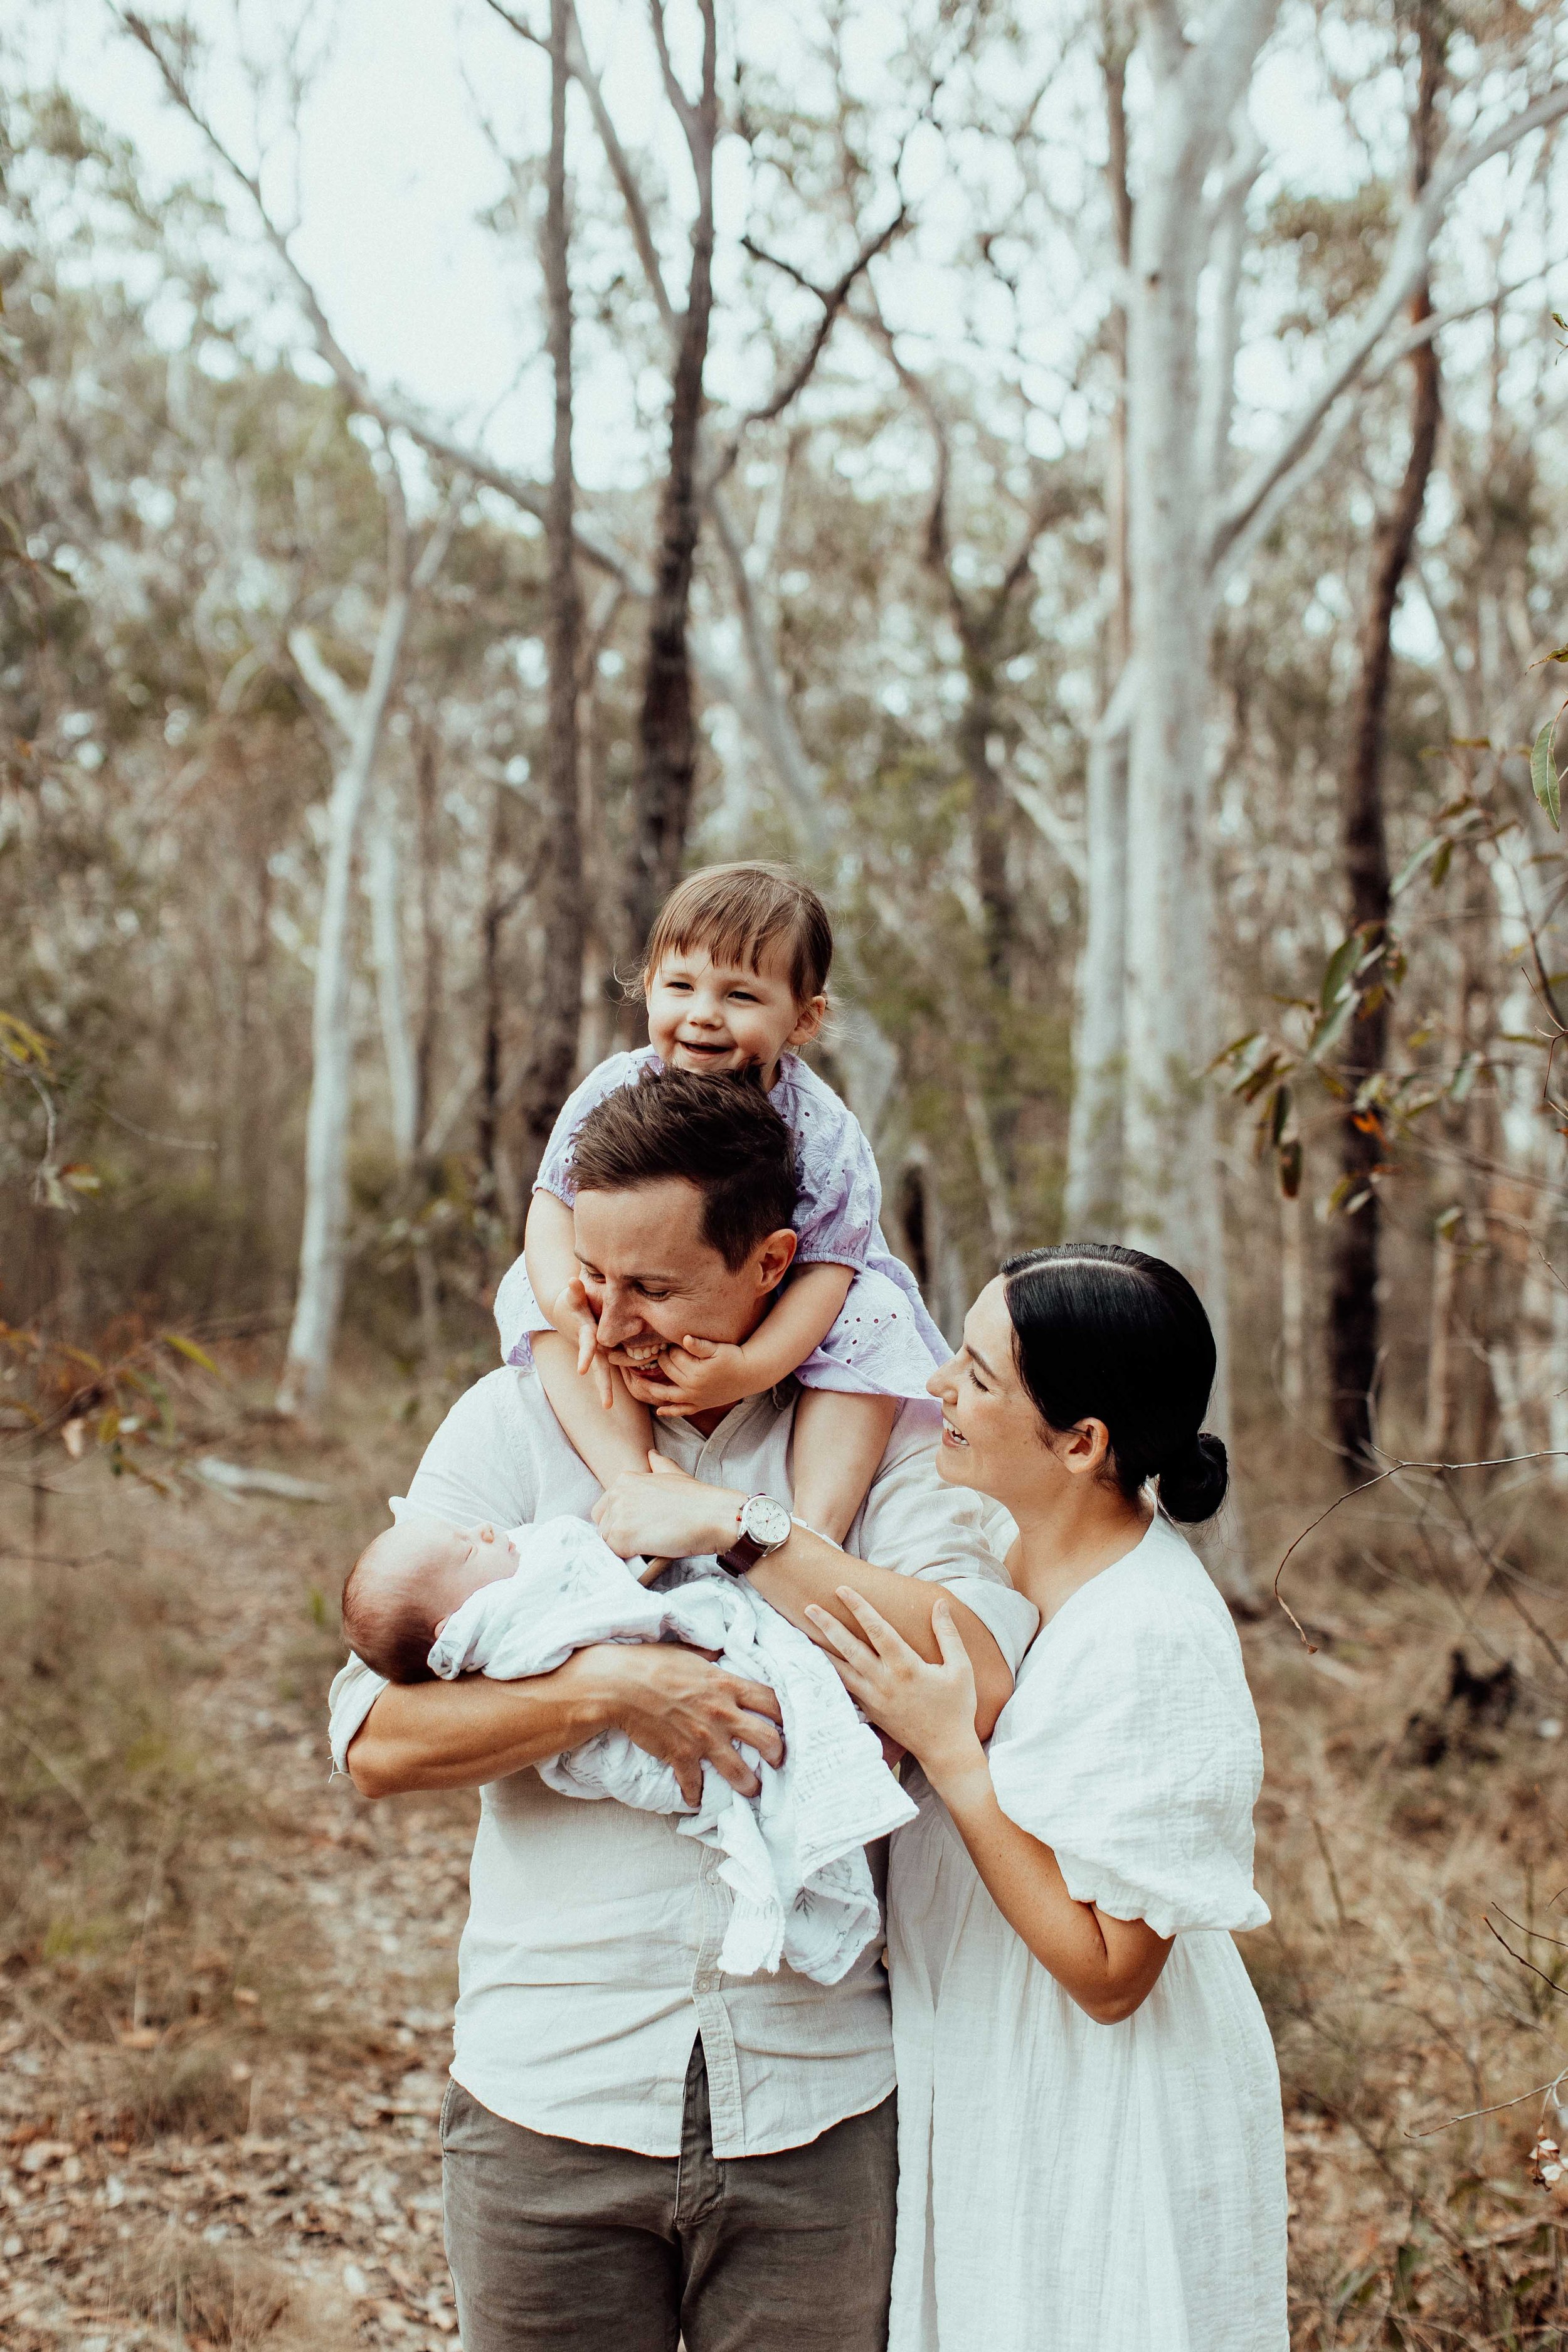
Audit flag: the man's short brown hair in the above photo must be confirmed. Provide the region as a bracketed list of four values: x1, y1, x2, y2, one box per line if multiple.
[642, 862, 832, 1005]
[569, 1068, 798, 1269]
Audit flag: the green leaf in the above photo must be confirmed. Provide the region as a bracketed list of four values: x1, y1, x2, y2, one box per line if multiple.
[1319, 932, 1362, 1014]
[1429, 839, 1451, 887]
[1269, 1083, 1292, 1147]
[1237, 1051, 1285, 1106]
[162, 1332, 218, 1375]
[1209, 1030, 1260, 1075]
[1391, 837, 1440, 898]
[1308, 990, 1359, 1063]
[1532, 716, 1562, 830]
[0, 1010, 53, 1069]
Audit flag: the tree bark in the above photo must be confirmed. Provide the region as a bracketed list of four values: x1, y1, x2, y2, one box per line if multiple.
[1121, 0, 1278, 1606]
[1066, 711, 1130, 1236]
[364, 776, 420, 1168]
[276, 480, 413, 1416]
[1065, 18, 1134, 1237]
[413, 724, 442, 1157]
[1327, 19, 1444, 1473]
[624, 0, 717, 956]
[513, 0, 586, 1201]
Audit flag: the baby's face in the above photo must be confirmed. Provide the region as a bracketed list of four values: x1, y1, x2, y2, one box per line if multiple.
[427, 1521, 519, 1634]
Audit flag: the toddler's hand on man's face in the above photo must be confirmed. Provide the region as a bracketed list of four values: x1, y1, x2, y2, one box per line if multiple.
[645, 1337, 753, 1419]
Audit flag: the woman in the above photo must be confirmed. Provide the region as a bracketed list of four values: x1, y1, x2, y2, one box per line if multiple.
[805, 1242, 1288, 2352]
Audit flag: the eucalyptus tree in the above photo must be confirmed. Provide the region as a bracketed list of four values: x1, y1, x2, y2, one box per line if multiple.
[1071, 0, 1568, 1494]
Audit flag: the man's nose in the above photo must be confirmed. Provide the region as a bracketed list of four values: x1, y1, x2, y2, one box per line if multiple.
[594, 1286, 643, 1350]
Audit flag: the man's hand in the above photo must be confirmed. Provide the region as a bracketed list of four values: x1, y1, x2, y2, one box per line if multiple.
[644, 1336, 755, 1419]
[594, 1642, 784, 1806]
[591, 1456, 745, 1564]
[552, 1276, 615, 1411]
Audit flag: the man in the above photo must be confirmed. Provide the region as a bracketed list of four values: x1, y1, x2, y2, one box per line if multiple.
[331, 1069, 1036, 2352]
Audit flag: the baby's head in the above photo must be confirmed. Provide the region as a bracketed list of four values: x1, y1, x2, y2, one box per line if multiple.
[341, 1515, 518, 1685]
[642, 863, 832, 1089]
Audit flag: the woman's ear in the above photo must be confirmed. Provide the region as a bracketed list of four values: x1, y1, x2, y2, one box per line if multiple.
[1059, 1417, 1113, 1479]
[787, 993, 829, 1048]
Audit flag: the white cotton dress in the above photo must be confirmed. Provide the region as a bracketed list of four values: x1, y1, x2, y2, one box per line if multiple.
[886, 1512, 1288, 2352]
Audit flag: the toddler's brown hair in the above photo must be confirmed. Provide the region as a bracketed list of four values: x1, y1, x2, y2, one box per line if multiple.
[642, 862, 832, 1007]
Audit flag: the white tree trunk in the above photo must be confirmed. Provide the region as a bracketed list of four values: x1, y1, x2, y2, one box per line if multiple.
[364, 779, 420, 1167]
[1118, 3, 1278, 1601]
[276, 575, 413, 1415]
[1279, 1185, 1305, 1414]
[1549, 1244, 1568, 1488]
[1064, 707, 1129, 1236]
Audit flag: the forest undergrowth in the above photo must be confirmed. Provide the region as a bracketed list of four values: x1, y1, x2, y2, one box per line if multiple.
[0, 1351, 1565, 2349]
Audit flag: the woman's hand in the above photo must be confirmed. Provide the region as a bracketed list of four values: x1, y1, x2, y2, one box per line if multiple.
[805, 1588, 986, 1788]
[552, 1276, 616, 1411]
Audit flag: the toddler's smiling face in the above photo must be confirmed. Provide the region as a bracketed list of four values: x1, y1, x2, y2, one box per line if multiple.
[645, 942, 824, 1093]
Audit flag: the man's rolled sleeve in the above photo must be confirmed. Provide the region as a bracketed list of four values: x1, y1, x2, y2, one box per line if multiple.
[329, 1655, 388, 1776]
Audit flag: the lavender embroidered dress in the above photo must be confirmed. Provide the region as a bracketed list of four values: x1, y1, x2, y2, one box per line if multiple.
[494, 1048, 947, 1397]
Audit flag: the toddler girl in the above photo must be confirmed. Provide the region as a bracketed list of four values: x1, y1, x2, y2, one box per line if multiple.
[494, 862, 947, 1546]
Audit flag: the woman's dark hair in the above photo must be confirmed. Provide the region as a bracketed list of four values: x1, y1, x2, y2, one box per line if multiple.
[569, 1067, 798, 1269]
[1000, 1242, 1229, 1523]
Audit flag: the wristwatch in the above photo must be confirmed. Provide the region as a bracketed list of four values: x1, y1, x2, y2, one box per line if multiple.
[717, 1493, 793, 1577]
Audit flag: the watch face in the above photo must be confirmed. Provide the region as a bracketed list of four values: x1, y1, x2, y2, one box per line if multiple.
[741, 1495, 792, 1550]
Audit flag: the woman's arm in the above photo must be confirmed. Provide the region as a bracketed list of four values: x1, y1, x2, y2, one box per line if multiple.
[590, 1464, 1014, 1738]
[808, 1593, 1173, 2025]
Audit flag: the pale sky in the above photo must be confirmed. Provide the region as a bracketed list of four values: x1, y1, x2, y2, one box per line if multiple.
[5, 0, 1564, 521]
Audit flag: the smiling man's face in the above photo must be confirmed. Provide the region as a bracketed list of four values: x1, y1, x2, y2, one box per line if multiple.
[571, 1178, 795, 1407]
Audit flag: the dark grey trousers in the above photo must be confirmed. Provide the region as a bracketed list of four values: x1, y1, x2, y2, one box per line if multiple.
[440, 2040, 897, 2352]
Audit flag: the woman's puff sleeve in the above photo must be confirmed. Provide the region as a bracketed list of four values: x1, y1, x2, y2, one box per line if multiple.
[985, 1569, 1269, 1942]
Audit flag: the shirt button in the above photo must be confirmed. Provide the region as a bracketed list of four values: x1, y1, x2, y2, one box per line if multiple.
[694, 1973, 715, 1994]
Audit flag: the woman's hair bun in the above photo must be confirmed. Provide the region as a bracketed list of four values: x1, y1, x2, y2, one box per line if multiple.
[1157, 1430, 1229, 1523]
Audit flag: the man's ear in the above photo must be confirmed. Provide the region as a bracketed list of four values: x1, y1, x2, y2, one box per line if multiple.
[787, 994, 829, 1048]
[753, 1227, 800, 1297]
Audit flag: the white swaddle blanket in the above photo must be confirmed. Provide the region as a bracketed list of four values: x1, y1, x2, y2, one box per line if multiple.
[425, 1515, 916, 1984]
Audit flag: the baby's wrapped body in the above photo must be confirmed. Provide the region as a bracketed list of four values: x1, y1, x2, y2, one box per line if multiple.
[428, 1515, 916, 1984]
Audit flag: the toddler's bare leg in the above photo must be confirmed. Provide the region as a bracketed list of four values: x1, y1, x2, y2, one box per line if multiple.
[791, 1390, 902, 1549]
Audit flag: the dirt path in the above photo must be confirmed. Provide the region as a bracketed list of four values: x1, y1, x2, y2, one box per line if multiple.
[1, 1411, 480, 2350]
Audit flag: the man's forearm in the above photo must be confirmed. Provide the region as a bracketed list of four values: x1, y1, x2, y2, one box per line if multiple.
[747, 1526, 1013, 1739]
[347, 1651, 613, 1798]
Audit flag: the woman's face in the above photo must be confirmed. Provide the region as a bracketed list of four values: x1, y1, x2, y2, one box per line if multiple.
[926, 1277, 1053, 1505]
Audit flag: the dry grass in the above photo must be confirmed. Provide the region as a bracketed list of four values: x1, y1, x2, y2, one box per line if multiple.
[1239, 1461, 1568, 2347]
[3, 1360, 1565, 2346]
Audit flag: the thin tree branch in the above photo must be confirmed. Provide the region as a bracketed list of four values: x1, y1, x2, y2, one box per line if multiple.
[1210, 80, 1568, 570]
[117, 8, 643, 589]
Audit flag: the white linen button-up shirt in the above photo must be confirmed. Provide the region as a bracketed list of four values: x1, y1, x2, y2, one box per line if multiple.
[327, 1367, 1037, 2161]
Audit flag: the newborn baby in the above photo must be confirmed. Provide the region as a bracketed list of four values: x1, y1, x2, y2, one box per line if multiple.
[339, 1507, 915, 1984]
[341, 1512, 657, 1685]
